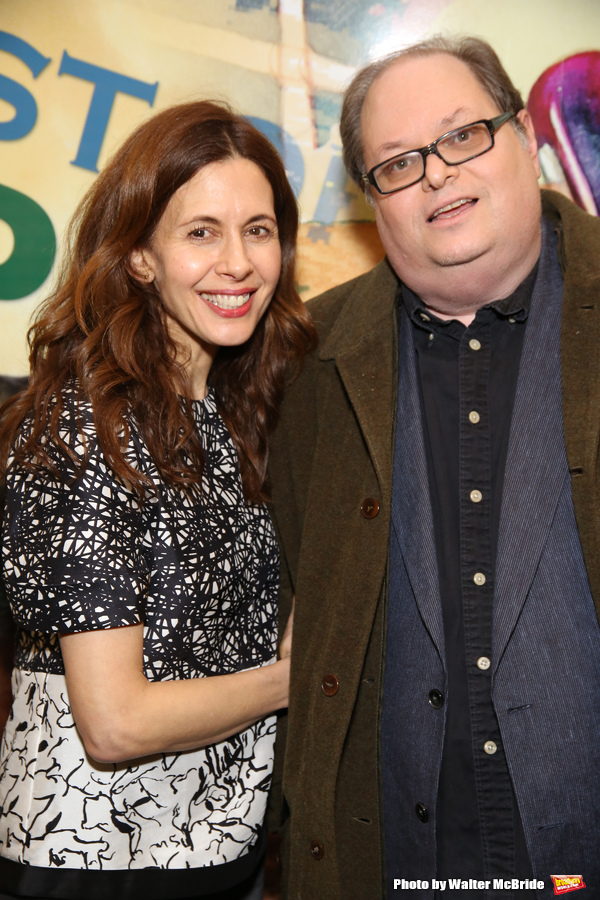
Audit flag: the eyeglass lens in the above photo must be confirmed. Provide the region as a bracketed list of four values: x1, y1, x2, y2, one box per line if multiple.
[375, 122, 493, 192]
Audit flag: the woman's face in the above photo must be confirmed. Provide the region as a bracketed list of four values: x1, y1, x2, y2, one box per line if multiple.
[134, 157, 281, 393]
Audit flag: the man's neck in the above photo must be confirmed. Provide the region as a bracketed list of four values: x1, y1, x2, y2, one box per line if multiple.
[422, 305, 476, 326]
[404, 242, 541, 327]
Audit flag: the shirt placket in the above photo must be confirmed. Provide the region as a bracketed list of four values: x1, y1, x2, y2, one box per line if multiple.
[459, 318, 515, 880]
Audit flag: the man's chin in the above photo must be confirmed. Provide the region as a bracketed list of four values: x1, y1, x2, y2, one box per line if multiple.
[432, 242, 489, 268]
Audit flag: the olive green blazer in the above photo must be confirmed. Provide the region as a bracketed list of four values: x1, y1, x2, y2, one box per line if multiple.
[268, 190, 600, 899]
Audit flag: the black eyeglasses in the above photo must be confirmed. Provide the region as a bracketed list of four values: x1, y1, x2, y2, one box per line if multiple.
[362, 111, 516, 195]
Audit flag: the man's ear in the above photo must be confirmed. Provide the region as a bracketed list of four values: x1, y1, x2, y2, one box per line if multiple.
[129, 248, 155, 283]
[363, 183, 375, 210]
[517, 109, 541, 180]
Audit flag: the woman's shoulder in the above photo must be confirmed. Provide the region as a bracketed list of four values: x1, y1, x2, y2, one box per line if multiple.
[56, 381, 96, 440]
[14, 381, 149, 483]
[12, 382, 92, 458]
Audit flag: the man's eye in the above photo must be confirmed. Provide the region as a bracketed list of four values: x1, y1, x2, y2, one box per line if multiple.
[382, 155, 414, 177]
[452, 129, 474, 144]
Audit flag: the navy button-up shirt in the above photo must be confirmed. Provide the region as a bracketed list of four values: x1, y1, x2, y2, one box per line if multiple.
[402, 263, 537, 890]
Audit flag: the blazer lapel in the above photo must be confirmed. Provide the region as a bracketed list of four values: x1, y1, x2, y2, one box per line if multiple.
[322, 263, 447, 660]
[493, 220, 568, 668]
[390, 307, 445, 658]
[320, 259, 399, 499]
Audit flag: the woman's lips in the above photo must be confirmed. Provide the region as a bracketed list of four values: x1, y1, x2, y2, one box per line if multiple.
[198, 291, 254, 318]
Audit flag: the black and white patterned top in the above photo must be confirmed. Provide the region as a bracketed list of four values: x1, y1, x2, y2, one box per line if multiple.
[0, 385, 279, 898]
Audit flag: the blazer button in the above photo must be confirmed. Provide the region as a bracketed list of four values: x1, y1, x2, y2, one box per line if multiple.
[415, 803, 429, 823]
[428, 689, 444, 709]
[360, 498, 380, 518]
[322, 674, 340, 696]
[310, 839, 324, 860]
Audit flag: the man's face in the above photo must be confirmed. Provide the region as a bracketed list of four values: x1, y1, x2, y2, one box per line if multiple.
[361, 53, 542, 310]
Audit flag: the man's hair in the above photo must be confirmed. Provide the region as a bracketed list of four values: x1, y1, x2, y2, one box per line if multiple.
[341, 35, 526, 189]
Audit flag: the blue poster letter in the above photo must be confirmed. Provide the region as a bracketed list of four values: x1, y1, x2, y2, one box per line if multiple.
[58, 51, 158, 172]
[0, 31, 51, 141]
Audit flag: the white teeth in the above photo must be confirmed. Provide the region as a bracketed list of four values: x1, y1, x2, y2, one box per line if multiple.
[431, 198, 471, 219]
[200, 292, 250, 309]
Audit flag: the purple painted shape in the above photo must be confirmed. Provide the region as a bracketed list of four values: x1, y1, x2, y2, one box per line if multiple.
[528, 52, 600, 214]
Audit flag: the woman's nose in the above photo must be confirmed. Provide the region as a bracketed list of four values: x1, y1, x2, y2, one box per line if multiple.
[214, 234, 253, 278]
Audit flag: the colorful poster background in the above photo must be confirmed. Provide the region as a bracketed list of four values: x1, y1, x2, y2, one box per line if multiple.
[1, 0, 600, 374]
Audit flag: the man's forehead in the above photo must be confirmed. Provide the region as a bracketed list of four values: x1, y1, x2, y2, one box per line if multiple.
[361, 54, 496, 157]
[372, 106, 475, 157]
[367, 52, 478, 94]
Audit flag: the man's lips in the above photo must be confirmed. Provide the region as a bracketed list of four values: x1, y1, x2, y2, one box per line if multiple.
[428, 198, 477, 223]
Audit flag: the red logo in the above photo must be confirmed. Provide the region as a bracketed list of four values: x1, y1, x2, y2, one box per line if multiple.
[551, 876, 586, 895]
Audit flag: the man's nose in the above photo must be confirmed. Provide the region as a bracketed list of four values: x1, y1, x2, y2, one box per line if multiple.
[214, 234, 253, 278]
[421, 149, 456, 190]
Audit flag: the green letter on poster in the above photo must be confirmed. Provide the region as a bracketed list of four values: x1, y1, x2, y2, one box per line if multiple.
[0, 184, 56, 300]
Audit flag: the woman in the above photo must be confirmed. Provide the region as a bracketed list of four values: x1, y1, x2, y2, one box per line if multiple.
[0, 101, 313, 900]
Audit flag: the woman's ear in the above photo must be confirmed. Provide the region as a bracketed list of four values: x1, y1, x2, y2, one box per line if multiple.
[129, 248, 155, 283]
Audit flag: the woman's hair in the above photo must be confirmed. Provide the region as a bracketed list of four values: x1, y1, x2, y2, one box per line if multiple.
[341, 35, 526, 190]
[0, 101, 315, 502]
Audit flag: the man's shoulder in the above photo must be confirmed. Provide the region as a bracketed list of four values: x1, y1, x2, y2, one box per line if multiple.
[305, 258, 398, 341]
[543, 189, 600, 251]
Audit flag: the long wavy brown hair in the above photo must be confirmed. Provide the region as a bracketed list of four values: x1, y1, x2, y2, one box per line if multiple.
[0, 101, 315, 502]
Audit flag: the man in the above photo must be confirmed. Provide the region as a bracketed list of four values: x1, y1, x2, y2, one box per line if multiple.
[269, 36, 600, 900]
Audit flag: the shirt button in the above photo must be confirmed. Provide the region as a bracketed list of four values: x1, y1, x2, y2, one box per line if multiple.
[428, 332, 434, 342]
[360, 498, 380, 519]
[508, 316, 516, 324]
[469, 410, 480, 424]
[477, 656, 491, 670]
[420, 312, 431, 322]
[322, 674, 340, 696]
[469, 338, 481, 351]
[415, 803, 429, 823]
[310, 839, 324, 859]
[484, 740, 498, 755]
[470, 489, 482, 503]
[473, 572, 486, 586]
[428, 689, 444, 709]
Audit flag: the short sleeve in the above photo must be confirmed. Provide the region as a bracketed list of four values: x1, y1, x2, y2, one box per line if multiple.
[2, 393, 152, 635]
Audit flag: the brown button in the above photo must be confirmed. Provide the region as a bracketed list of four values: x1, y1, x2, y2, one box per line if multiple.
[360, 498, 380, 518]
[322, 674, 339, 696]
[310, 839, 324, 860]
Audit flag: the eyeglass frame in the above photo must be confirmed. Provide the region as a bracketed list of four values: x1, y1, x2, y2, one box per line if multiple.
[361, 111, 516, 195]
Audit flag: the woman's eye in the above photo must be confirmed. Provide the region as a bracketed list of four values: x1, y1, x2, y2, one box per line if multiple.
[246, 225, 272, 238]
[190, 227, 210, 238]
